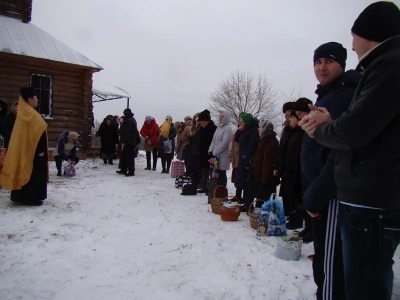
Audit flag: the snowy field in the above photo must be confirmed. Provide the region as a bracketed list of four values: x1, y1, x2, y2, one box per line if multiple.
[0, 152, 399, 300]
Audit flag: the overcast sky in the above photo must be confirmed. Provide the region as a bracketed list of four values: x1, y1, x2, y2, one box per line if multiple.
[32, 0, 392, 125]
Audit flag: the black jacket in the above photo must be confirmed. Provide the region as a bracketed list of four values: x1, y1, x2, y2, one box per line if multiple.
[120, 114, 139, 147]
[239, 119, 260, 168]
[302, 70, 361, 213]
[199, 120, 217, 166]
[315, 36, 400, 209]
[234, 119, 259, 190]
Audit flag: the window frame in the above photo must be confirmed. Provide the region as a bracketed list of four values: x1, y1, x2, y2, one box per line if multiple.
[29, 73, 53, 117]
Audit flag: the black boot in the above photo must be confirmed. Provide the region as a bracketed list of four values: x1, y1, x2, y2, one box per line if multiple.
[108, 158, 113, 165]
[286, 210, 304, 230]
[301, 231, 313, 243]
[57, 168, 61, 176]
[103, 159, 107, 164]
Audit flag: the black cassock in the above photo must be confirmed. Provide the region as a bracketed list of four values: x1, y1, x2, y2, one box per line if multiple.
[11, 131, 48, 205]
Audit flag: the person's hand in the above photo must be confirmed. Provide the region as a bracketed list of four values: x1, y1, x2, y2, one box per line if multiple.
[229, 157, 232, 163]
[68, 159, 71, 164]
[299, 115, 318, 138]
[273, 170, 278, 176]
[239, 125, 245, 131]
[308, 105, 332, 123]
[38, 152, 44, 157]
[71, 162, 76, 166]
[147, 140, 152, 145]
[307, 210, 319, 218]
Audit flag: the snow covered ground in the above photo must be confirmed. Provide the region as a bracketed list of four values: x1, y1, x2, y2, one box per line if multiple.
[0, 153, 399, 300]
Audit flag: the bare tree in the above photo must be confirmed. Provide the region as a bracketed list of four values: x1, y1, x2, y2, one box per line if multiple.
[280, 87, 304, 105]
[209, 71, 280, 126]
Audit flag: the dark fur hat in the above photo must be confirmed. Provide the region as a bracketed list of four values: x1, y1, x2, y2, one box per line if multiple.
[282, 102, 295, 113]
[295, 98, 313, 113]
[197, 109, 211, 122]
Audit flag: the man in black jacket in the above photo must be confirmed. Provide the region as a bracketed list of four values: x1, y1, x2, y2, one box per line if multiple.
[196, 109, 217, 194]
[117, 108, 138, 177]
[301, 42, 361, 300]
[300, 2, 400, 299]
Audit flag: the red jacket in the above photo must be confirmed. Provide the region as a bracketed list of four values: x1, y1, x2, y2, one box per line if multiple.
[140, 119, 160, 147]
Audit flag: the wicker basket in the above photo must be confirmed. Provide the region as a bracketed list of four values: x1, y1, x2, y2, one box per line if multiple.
[220, 199, 241, 221]
[248, 199, 265, 229]
[210, 185, 228, 214]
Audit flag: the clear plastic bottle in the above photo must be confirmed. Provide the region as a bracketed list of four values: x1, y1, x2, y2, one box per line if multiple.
[0, 134, 4, 148]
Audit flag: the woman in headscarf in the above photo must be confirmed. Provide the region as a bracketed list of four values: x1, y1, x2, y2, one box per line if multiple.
[140, 116, 160, 171]
[208, 110, 233, 186]
[234, 113, 260, 211]
[248, 120, 280, 205]
[157, 115, 177, 173]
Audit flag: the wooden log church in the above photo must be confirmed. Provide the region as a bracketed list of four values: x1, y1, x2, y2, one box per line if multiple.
[0, 0, 102, 158]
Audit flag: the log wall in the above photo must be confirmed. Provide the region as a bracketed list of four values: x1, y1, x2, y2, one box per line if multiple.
[0, 0, 32, 23]
[0, 53, 99, 159]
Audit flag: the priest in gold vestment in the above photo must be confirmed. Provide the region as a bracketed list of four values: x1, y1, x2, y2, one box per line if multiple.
[0, 87, 48, 206]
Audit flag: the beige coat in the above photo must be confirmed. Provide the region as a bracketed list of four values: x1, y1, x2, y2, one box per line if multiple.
[228, 131, 240, 169]
[180, 125, 192, 151]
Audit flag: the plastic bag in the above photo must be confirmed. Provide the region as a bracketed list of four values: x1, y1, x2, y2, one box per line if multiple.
[274, 236, 303, 261]
[256, 212, 269, 236]
[170, 160, 185, 178]
[260, 193, 287, 236]
[175, 175, 192, 188]
[64, 164, 76, 178]
[164, 139, 172, 153]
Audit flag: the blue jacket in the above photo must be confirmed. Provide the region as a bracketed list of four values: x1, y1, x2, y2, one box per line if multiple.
[301, 70, 361, 213]
[56, 131, 78, 161]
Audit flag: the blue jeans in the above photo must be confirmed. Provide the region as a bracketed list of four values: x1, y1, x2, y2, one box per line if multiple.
[338, 204, 400, 300]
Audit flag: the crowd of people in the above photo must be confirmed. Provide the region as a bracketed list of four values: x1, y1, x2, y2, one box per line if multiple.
[0, 2, 399, 299]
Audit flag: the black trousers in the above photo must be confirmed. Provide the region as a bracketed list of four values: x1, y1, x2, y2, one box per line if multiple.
[201, 165, 210, 191]
[54, 155, 79, 172]
[120, 144, 135, 173]
[146, 148, 158, 168]
[161, 152, 173, 172]
[11, 153, 48, 204]
[217, 170, 227, 186]
[312, 200, 346, 300]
